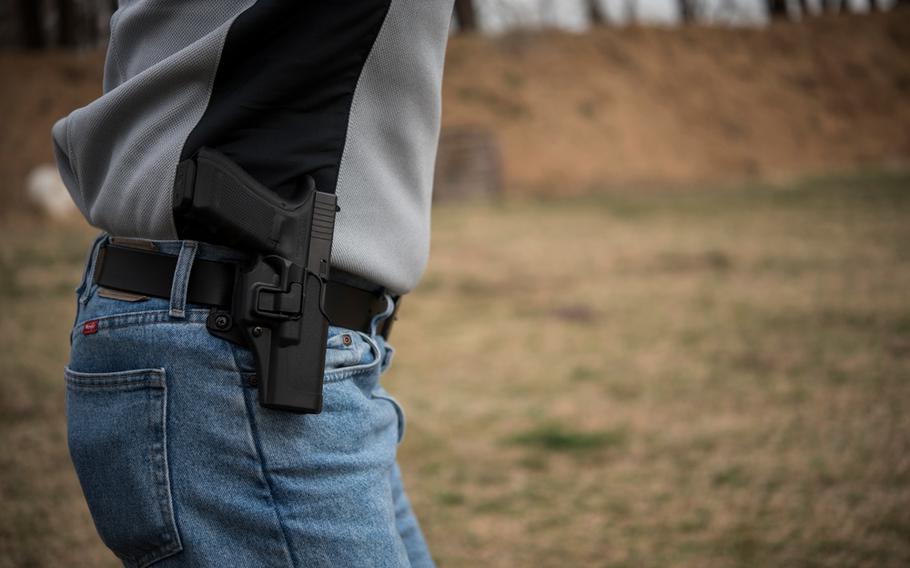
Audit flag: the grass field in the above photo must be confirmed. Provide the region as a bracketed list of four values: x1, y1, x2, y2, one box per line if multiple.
[1, 172, 909, 567]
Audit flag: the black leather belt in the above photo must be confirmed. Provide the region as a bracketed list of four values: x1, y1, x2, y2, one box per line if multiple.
[93, 242, 399, 339]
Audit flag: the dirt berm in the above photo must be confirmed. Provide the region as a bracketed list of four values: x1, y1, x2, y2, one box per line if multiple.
[442, 12, 910, 195]
[1, 12, 908, 215]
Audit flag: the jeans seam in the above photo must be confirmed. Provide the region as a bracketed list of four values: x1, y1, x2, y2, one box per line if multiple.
[240, 392, 297, 568]
[134, 379, 183, 568]
[156, 374, 182, 558]
[227, 341, 295, 566]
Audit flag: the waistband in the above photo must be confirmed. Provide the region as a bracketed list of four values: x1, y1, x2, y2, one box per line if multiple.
[78, 233, 400, 339]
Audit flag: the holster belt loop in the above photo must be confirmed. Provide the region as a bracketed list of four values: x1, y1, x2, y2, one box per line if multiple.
[370, 293, 397, 338]
[169, 241, 198, 319]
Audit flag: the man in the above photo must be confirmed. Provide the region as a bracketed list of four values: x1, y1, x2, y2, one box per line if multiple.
[55, 2, 454, 566]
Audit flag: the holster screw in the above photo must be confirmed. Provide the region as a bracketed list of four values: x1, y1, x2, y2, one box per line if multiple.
[252, 326, 263, 337]
[214, 315, 231, 330]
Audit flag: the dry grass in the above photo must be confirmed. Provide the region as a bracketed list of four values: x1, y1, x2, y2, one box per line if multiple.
[1, 171, 909, 567]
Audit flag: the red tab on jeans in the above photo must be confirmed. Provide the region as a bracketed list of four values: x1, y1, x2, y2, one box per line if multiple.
[82, 320, 99, 335]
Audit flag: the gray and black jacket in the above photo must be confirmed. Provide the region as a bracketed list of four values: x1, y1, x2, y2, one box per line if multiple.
[53, 0, 454, 293]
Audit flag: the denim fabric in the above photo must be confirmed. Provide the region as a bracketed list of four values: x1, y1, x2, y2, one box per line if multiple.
[64, 234, 434, 568]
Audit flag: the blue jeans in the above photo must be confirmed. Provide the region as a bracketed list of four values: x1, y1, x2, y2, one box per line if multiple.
[64, 235, 434, 568]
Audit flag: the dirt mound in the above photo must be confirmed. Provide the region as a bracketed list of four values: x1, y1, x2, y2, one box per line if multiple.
[442, 12, 910, 194]
[1, 13, 908, 217]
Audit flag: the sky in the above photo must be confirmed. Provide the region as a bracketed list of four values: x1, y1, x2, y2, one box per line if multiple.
[473, 0, 888, 31]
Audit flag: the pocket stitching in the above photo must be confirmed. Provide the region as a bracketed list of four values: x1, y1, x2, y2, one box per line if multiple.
[137, 379, 182, 568]
[371, 388, 406, 444]
[71, 309, 210, 338]
[65, 367, 166, 390]
[65, 366, 183, 566]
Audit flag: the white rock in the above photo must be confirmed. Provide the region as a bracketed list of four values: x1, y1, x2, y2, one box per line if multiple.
[26, 164, 77, 219]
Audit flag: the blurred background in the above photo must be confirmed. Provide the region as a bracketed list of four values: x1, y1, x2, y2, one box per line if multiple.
[1, 1, 909, 566]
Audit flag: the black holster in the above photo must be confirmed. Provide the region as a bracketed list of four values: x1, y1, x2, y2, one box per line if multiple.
[172, 147, 337, 414]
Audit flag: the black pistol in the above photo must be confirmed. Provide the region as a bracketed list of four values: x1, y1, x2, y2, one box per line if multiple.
[172, 147, 337, 414]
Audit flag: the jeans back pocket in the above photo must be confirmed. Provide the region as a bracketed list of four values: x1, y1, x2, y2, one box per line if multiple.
[65, 367, 182, 568]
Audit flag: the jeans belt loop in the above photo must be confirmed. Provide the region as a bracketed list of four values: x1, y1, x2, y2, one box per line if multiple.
[169, 241, 199, 319]
[80, 233, 109, 305]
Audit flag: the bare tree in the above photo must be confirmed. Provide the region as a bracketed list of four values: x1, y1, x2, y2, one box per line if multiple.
[17, 0, 45, 49]
[767, 0, 788, 19]
[7, 0, 114, 50]
[798, 0, 811, 16]
[823, 0, 843, 13]
[55, 0, 109, 48]
[55, 0, 77, 47]
[625, 0, 638, 24]
[587, 0, 609, 25]
[454, 0, 478, 32]
[678, 0, 697, 23]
